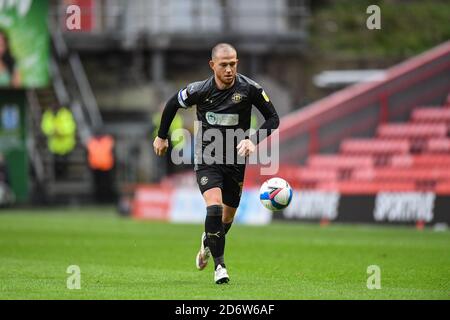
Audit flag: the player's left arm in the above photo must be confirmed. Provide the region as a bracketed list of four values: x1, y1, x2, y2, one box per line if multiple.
[250, 88, 280, 144]
[237, 87, 279, 156]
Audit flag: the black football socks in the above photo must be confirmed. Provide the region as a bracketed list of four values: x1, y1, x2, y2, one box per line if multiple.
[205, 205, 226, 269]
[203, 221, 233, 246]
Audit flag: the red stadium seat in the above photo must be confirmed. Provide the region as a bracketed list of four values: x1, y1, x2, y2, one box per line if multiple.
[352, 167, 450, 182]
[390, 154, 450, 167]
[340, 139, 410, 155]
[436, 181, 450, 195]
[377, 123, 447, 139]
[411, 107, 450, 123]
[307, 155, 373, 168]
[295, 167, 338, 182]
[389, 154, 414, 167]
[426, 138, 450, 153]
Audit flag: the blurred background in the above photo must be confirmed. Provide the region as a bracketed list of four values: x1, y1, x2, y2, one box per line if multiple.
[0, 0, 449, 226]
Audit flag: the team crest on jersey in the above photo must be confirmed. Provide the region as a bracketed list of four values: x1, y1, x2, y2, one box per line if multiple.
[200, 176, 208, 186]
[231, 93, 242, 104]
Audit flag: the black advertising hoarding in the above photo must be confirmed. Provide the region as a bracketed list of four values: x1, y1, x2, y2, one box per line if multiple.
[274, 190, 450, 225]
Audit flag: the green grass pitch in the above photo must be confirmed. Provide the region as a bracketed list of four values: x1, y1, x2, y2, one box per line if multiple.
[0, 207, 449, 299]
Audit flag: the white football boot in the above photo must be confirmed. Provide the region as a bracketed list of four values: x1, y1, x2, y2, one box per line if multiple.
[214, 265, 229, 284]
[196, 232, 211, 270]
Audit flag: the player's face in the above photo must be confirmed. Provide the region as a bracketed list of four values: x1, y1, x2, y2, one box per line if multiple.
[210, 49, 238, 87]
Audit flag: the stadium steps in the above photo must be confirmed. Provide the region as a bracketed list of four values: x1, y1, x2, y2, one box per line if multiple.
[411, 107, 450, 123]
[340, 139, 410, 155]
[307, 155, 374, 168]
[47, 181, 92, 195]
[29, 86, 94, 204]
[377, 123, 447, 139]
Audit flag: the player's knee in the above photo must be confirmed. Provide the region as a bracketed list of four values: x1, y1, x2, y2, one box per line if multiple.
[203, 189, 222, 206]
[205, 197, 222, 206]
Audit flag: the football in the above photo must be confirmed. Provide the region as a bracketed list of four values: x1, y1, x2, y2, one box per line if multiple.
[259, 177, 293, 211]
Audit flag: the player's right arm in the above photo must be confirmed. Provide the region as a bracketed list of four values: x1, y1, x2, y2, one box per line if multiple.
[153, 85, 199, 156]
[153, 93, 178, 156]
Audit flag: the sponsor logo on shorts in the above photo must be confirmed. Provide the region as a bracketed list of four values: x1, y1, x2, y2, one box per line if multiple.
[200, 176, 208, 186]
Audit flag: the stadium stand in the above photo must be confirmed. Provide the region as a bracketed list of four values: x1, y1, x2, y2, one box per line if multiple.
[340, 139, 410, 155]
[272, 97, 450, 195]
[307, 155, 374, 169]
[426, 138, 450, 153]
[262, 42, 450, 198]
[411, 107, 450, 123]
[377, 123, 447, 139]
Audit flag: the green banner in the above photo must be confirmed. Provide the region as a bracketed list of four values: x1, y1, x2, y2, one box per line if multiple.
[0, 91, 28, 202]
[0, 0, 49, 88]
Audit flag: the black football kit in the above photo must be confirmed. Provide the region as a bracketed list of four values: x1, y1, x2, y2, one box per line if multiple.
[158, 73, 279, 207]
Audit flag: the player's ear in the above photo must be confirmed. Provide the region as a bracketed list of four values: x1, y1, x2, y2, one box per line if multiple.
[209, 60, 215, 70]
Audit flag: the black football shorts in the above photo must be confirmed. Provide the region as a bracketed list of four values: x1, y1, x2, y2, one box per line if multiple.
[195, 164, 246, 208]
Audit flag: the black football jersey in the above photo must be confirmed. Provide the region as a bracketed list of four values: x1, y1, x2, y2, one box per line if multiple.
[177, 73, 278, 167]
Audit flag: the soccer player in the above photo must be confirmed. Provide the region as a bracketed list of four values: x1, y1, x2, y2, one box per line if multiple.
[153, 43, 279, 284]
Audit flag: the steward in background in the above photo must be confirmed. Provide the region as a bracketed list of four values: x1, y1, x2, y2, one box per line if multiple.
[40, 106, 77, 179]
[87, 131, 117, 203]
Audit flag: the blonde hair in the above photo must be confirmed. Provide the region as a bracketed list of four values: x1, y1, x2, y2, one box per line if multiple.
[211, 43, 237, 60]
